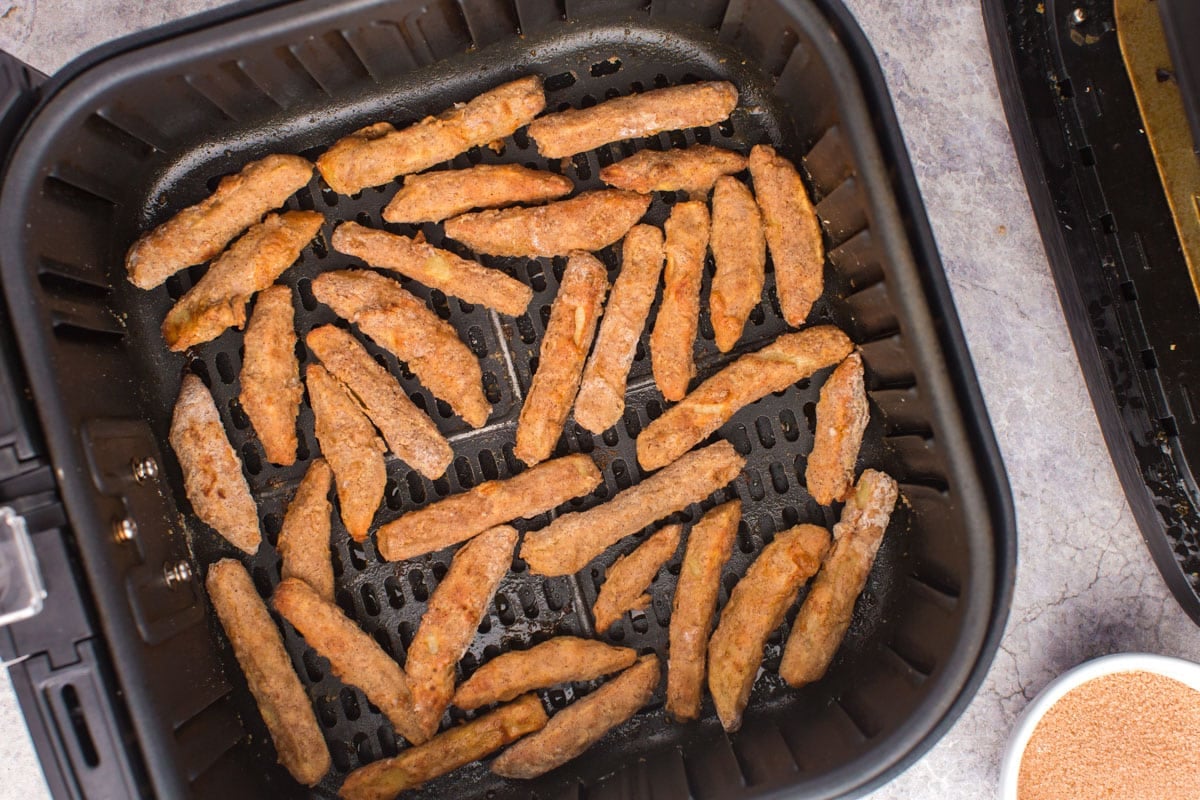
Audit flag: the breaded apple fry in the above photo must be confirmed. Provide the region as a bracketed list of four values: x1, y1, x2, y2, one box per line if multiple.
[331, 221, 532, 317]
[748, 144, 824, 326]
[239, 285, 302, 465]
[709, 175, 766, 352]
[339, 695, 547, 800]
[443, 190, 650, 258]
[592, 524, 682, 633]
[312, 270, 490, 427]
[521, 441, 745, 577]
[277, 458, 334, 601]
[383, 163, 573, 223]
[706, 524, 831, 732]
[317, 76, 545, 195]
[305, 364, 385, 542]
[452, 637, 637, 710]
[375, 453, 601, 561]
[491, 655, 660, 780]
[406, 526, 518, 740]
[666, 500, 740, 721]
[600, 144, 746, 198]
[273, 578, 426, 745]
[528, 81, 739, 158]
[206, 560, 329, 786]
[780, 470, 898, 688]
[126, 153, 313, 289]
[574, 224, 664, 434]
[161, 210, 323, 351]
[306, 324, 451, 480]
[805, 352, 869, 506]
[514, 251, 608, 466]
[636, 326, 854, 471]
[170, 375, 261, 554]
[651, 200, 710, 401]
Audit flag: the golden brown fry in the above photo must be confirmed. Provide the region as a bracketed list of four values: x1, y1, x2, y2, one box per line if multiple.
[521, 441, 745, 577]
[748, 144, 824, 326]
[375, 453, 601, 562]
[574, 224, 664, 434]
[806, 352, 869, 506]
[406, 526, 517, 740]
[666, 500, 740, 721]
[382, 163, 573, 223]
[514, 252, 608, 466]
[491, 654, 659, 780]
[443, 190, 650, 258]
[592, 524, 681, 632]
[312, 270, 490, 427]
[306, 364, 385, 542]
[636, 326, 854, 471]
[780, 470, 898, 687]
[706, 524, 830, 732]
[277, 459, 334, 601]
[169, 375, 260, 554]
[126, 154, 313, 289]
[339, 695, 547, 800]
[452, 637, 638, 711]
[306, 325, 451, 480]
[529, 81, 739, 159]
[650, 201, 709, 401]
[331, 221, 533, 317]
[206, 560, 329, 786]
[238, 285, 301, 465]
[709, 176, 766, 352]
[317, 76, 546, 195]
[600, 145, 747, 198]
[161, 210, 323, 351]
[273, 577, 426, 745]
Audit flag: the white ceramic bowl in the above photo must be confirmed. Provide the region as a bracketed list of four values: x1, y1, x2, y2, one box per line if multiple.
[998, 652, 1200, 799]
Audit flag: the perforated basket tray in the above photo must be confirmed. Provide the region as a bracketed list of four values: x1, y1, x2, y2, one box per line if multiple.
[0, 1, 1013, 798]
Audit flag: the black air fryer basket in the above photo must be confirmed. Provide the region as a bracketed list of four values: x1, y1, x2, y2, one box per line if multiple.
[0, 1, 1014, 798]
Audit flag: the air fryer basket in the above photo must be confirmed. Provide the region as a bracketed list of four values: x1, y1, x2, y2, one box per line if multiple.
[0, 1, 1012, 798]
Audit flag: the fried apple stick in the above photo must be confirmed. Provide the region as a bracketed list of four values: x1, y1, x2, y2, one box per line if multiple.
[650, 200, 709, 401]
[277, 458, 334, 601]
[452, 637, 638, 710]
[239, 284, 301, 465]
[443, 190, 650, 258]
[805, 352, 869, 506]
[331, 221, 532, 317]
[636, 326, 853, 471]
[709, 175, 766, 352]
[592, 524, 681, 632]
[375, 453, 601, 561]
[666, 500, 740, 721]
[521, 441, 745, 577]
[170, 375, 260, 554]
[529, 81, 738, 159]
[206, 560, 329, 786]
[126, 154, 312, 289]
[273, 577, 426, 745]
[514, 251, 608, 465]
[600, 145, 746, 198]
[307, 324, 452, 480]
[780, 470, 898, 687]
[574, 224, 664, 434]
[706, 524, 830, 732]
[317, 76, 545, 195]
[383, 163, 572, 223]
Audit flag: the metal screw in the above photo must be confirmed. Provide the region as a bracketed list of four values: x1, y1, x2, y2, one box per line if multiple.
[163, 560, 193, 589]
[131, 456, 159, 483]
[113, 517, 138, 543]
[1071, 7, 1087, 24]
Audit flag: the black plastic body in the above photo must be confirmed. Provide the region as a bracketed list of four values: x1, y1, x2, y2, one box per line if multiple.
[0, 1, 1014, 798]
[984, 0, 1200, 624]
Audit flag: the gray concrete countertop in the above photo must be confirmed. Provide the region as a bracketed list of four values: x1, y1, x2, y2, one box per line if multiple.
[2, 2, 1198, 798]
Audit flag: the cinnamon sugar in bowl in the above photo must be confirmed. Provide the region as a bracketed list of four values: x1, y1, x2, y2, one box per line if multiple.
[999, 653, 1200, 800]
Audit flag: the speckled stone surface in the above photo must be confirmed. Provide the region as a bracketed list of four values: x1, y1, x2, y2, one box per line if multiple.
[2, 2, 1199, 799]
